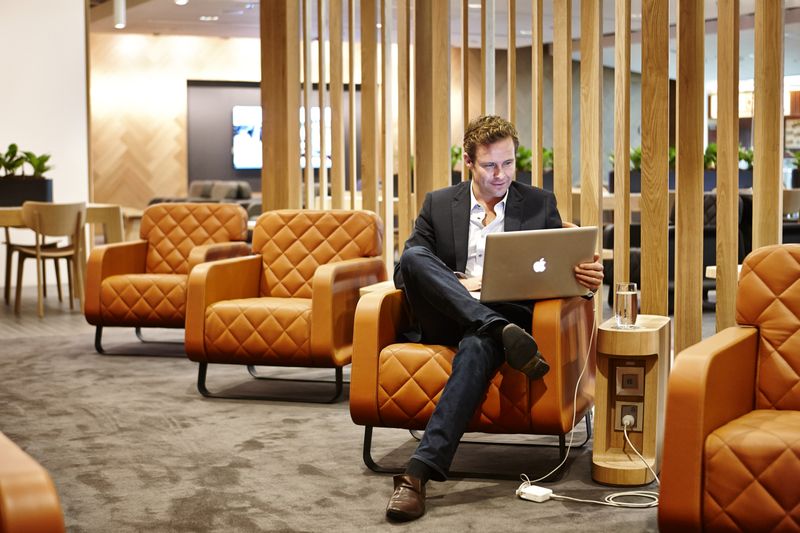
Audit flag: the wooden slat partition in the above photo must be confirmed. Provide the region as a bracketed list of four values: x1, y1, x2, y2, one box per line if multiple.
[507, 0, 516, 125]
[462, 0, 470, 136]
[552, 0, 572, 222]
[640, 0, 669, 317]
[613, 0, 631, 294]
[303, 0, 314, 208]
[397, 0, 412, 245]
[261, 0, 300, 210]
[481, 0, 495, 115]
[329, 0, 345, 209]
[381, 0, 394, 267]
[414, 1, 451, 211]
[348, 0, 357, 209]
[318, 0, 329, 203]
[674, 0, 705, 353]
[360, 0, 379, 213]
[715, 0, 739, 330]
[753, 0, 784, 249]
[580, 0, 603, 319]
[530, 0, 543, 188]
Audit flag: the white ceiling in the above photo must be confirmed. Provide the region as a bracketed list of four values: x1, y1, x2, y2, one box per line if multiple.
[90, 0, 800, 81]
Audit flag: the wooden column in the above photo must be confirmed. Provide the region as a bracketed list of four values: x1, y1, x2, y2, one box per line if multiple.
[261, 0, 300, 210]
[715, 0, 739, 330]
[530, 0, 543, 188]
[462, 0, 470, 132]
[753, 0, 784, 249]
[480, 0, 495, 115]
[381, 0, 394, 269]
[414, 0, 450, 210]
[613, 0, 631, 290]
[348, 0, 357, 209]
[329, 0, 345, 209]
[674, 0, 704, 353]
[580, 0, 603, 319]
[397, 0, 412, 244]
[361, 0, 379, 213]
[552, 0, 572, 222]
[318, 0, 329, 204]
[640, 0, 669, 317]
[303, 0, 314, 208]
[507, 0, 516, 125]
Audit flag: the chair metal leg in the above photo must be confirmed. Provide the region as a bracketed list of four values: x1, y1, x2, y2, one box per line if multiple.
[134, 327, 183, 344]
[198, 363, 345, 403]
[96, 327, 184, 356]
[94, 326, 105, 354]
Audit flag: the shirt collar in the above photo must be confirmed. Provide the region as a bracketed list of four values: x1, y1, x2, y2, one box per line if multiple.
[469, 181, 509, 214]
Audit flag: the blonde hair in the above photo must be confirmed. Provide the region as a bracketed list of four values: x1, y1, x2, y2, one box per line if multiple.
[462, 115, 519, 162]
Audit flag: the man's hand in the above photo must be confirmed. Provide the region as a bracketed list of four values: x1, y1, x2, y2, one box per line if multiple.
[574, 253, 604, 292]
[459, 276, 482, 292]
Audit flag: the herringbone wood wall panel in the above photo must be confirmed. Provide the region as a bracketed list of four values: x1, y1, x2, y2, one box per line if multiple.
[90, 34, 260, 210]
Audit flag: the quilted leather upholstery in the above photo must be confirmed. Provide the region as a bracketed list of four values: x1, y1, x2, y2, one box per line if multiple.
[141, 203, 248, 274]
[252, 210, 383, 298]
[99, 274, 186, 327]
[736, 245, 800, 410]
[703, 410, 800, 532]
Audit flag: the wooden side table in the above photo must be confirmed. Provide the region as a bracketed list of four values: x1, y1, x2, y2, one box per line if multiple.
[592, 315, 671, 485]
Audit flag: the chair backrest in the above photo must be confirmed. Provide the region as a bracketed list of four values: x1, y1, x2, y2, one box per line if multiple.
[251, 210, 383, 298]
[140, 203, 248, 274]
[20, 201, 86, 240]
[736, 244, 800, 410]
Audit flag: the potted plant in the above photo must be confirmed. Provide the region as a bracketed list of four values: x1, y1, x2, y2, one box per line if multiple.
[541, 147, 554, 190]
[737, 145, 754, 189]
[0, 144, 54, 206]
[450, 145, 463, 184]
[515, 145, 533, 186]
[608, 146, 643, 193]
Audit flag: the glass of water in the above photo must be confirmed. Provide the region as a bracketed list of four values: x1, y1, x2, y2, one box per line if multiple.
[614, 282, 639, 329]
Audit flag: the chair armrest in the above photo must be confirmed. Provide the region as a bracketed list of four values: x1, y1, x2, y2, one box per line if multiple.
[185, 255, 262, 360]
[658, 326, 758, 533]
[84, 240, 148, 323]
[0, 433, 65, 533]
[310, 257, 387, 365]
[350, 288, 413, 425]
[529, 295, 596, 434]
[186, 242, 251, 272]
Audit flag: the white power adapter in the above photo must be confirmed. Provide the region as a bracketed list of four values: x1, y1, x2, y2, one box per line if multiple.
[516, 484, 553, 502]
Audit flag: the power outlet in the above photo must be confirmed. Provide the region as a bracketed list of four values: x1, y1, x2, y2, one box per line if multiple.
[615, 401, 643, 432]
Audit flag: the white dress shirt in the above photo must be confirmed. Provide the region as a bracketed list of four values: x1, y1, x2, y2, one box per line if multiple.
[464, 183, 508, 278]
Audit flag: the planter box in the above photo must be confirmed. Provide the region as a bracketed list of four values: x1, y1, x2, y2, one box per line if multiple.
[0, 177, 53, 207]
[793, 168, 800, 188]
[608, 169, 752, 192]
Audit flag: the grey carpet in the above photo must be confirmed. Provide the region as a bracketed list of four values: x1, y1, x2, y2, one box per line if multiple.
[0, 325, 659, 532]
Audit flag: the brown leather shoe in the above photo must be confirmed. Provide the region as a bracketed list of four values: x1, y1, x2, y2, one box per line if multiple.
[386, 474, 426, 522]
[502, 323, 550, 380]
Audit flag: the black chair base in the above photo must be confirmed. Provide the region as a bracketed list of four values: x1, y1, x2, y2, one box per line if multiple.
[196, 362, 345, 403]
[94, 326, 184, 356]
[361, 412, 592, 481]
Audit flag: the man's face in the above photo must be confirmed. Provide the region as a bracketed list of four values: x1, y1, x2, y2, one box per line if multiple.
[465, 136, 516, 202]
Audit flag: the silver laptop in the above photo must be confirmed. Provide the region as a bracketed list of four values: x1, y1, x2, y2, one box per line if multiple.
[476, 226, 598, 302]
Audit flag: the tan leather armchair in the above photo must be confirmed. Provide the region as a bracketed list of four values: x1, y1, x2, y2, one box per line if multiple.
[185, 209, 386, 402]
[349, 288, 596, 475]
[85, 203, 250, 353]
[0, 432, 64, 533]
[659, 244, 800, 532]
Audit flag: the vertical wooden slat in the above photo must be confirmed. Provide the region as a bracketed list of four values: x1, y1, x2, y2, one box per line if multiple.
[674, 0, 704, 353]
[753, 0, 784, 249]
[530, 0, 543, 187]
[303, 0, 314, 209]
[462, 0, 470, 137]
[481, 0, 495, 115]
[381, 0, 394, 270]
[261, 0, 300, 210]
[640, 0, 669, 317]
[552, 0, 572, 222]
[715, 0, 739, 330]
[580, 0, 603, 318]
[329, 0, 345, 209]
[318, 0, 329, 205]
[397, 0, 412, 243]
[348, 0, 357, 209]
[414, 0, 450, 211]
[613, 0, 631, 301]
[361, 0, 379, 213]
[507, 0, 516, 125]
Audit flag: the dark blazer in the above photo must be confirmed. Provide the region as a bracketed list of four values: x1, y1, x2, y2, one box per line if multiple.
[394, 180, 563, 288]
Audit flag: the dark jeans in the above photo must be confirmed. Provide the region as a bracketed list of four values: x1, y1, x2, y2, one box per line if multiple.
[398, 246, 534, 480]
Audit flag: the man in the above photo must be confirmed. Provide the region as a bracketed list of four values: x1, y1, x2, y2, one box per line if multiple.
[385, 115, 604, 522]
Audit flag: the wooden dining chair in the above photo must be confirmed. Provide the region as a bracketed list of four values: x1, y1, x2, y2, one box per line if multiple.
[14, 202, 87, 317]
[4, 227, 67, 306]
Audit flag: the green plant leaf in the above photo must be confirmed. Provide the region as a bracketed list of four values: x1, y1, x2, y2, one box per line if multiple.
[704, 143, 717, 170]
[516, 145, 532, 172]
[450, 145, 463, 171]
[542, 147, 554, 172]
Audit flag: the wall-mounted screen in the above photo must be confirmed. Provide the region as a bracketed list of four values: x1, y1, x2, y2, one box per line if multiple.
[232, 105, 262, 170]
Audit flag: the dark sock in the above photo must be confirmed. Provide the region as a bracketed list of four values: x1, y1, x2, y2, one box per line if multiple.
[406, 459, 433, 485]
[484, 320, 508, 347]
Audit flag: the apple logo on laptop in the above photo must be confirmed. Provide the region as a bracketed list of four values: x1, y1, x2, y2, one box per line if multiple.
[532, 257, 547, 273]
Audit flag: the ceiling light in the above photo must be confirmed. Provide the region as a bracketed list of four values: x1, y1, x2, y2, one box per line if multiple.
[199, 15, 219, 21]
[174, 0, 189, 5]
[114, 0, 126, 29]
[376, 23, 382, 29]
[468, 3, 481, 8]
[519, 29, 531, 36]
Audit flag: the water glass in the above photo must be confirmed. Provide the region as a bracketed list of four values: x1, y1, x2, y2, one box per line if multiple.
[614, 282, 639, 329]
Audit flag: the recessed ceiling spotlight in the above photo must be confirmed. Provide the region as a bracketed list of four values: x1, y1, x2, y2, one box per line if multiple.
[199, 15, 219, 21]
[519, 29, 532, 35]
[174, 0, 189, 6]
[468, 3, 481, 9]
[376, 23, 382, 28]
